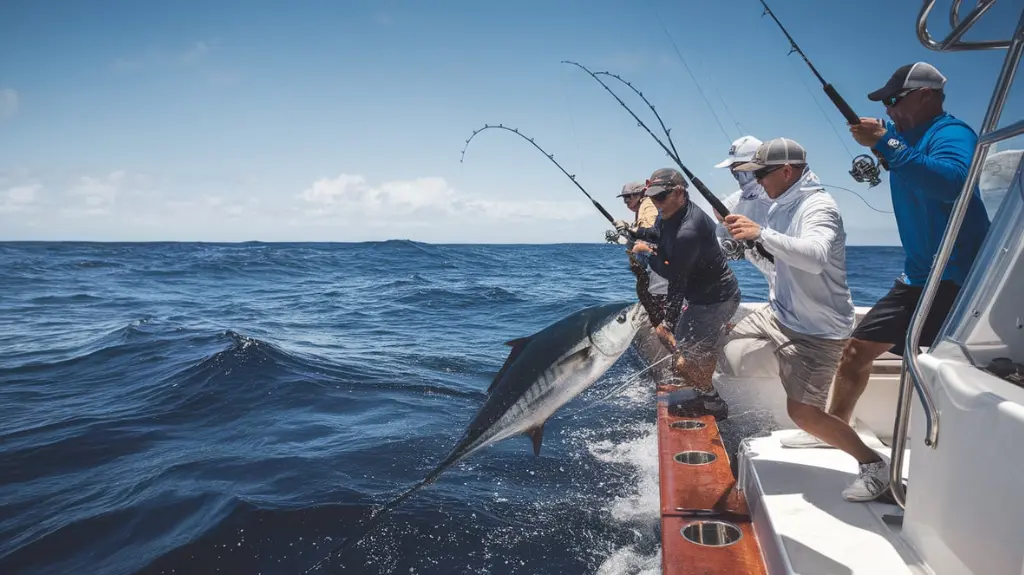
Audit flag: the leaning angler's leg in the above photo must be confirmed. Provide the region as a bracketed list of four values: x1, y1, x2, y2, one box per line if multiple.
[829, 338, 893, 423]
[785, 400, 880, 464]
[777, 336, 890, 500]
[677, 293, 741, 392]
[828, 280, 914, 422]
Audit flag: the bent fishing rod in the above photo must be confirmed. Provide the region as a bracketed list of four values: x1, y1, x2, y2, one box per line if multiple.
[460, 124, 622, 229]
[758, 0, 884, 188]
[460, 123, 665, 324]
[563, 60, 774, 264]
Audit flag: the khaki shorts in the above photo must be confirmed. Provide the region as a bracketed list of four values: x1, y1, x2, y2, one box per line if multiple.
[724, 303, 845, 409]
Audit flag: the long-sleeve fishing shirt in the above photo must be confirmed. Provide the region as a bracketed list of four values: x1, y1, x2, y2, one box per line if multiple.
[757, 167, 855, 340]
[650, 200, 739, 329]
[871, 112, 991, 287]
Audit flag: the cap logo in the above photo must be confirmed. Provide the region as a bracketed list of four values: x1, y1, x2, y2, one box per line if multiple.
[728, 145, 736, 155]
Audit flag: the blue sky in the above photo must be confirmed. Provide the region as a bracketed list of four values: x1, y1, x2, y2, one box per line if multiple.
[1, 0, 1022, 243]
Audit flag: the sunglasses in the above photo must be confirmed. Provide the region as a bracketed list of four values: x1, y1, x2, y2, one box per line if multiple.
[883, 88, 918, 108]
[648, 190, 672, 202]
[622, 193, 643, 202]
[753, 165, 785, 180]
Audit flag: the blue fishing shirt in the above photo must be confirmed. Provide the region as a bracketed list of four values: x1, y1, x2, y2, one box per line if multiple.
[872, 112, 991, 287]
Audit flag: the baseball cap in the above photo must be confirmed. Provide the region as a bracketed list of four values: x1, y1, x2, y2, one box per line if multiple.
[868, 62, 947, 102]
[733, 138, 807, 172]
[616, 181, 646, 197]
[714, 135, 763, 169]
[644, 167, 688, 196]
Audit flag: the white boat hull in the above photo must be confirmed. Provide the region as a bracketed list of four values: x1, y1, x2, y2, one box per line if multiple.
[634, 302, 905, 443]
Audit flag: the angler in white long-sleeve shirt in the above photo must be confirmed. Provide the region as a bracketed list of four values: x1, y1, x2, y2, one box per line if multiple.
[712, 135, 775, 292]
[723, 138, 890, 503]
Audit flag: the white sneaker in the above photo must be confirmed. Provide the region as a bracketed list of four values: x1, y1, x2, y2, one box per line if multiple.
[842, 457, 891, 502]
[780, 430, 833, 449]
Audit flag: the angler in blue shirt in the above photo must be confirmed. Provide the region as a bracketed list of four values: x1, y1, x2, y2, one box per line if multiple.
[780, 62, 992, 453]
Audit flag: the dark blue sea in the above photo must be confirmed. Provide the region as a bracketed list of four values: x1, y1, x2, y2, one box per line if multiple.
[0, 241, 904, 575]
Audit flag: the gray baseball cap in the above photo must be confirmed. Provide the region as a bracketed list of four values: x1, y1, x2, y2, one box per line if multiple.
[616, 181, 646, 197]
[644, 168, 688, 196]
[733, 138, 807, 172]
[868, 62, 947, 102]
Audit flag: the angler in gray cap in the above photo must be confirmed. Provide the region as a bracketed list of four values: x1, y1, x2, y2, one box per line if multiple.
[605, 181, 660, 246]
[637, 167, 740, 420]
[609, 180, 669, 326]
[725, 138, 888, 502]
[823, 62, 992, 464]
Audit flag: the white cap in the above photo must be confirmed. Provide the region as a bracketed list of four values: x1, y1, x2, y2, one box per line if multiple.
[714, 136, 763, 169]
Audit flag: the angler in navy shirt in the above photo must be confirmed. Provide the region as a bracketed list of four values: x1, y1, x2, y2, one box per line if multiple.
[782, 62, 992, 450]
[635, 168, 740, 417]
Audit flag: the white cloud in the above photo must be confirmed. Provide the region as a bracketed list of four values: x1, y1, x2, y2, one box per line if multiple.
[63, 171, 155, 216]
[1, 170, 602, 241]
[0, 184, 41, 214]
[0, 88, 18, 118]
[297, 173, 595, 224]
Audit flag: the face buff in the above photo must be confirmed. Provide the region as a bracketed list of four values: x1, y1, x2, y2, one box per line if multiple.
[733, 170, 756, 187]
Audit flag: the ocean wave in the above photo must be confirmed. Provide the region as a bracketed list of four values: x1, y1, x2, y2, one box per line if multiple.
[0, 242, 905, 574]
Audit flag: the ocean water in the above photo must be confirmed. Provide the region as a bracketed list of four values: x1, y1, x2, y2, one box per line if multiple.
[0, 241, 905, 575]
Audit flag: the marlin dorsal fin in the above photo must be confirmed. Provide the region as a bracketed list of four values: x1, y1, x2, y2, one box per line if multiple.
[486, 336, 533, 393]
[504, 337, 532, 348]
[527, 424, 545, 456]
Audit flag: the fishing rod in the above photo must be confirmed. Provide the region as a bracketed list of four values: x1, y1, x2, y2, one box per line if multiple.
[758, 0, 884, 188]
[563, 60, 774, 264]
[460, 123, 666, 325]
[460, 124, 621, 229]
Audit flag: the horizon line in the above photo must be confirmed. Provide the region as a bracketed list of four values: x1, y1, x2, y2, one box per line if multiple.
[0, 239, 906, 248]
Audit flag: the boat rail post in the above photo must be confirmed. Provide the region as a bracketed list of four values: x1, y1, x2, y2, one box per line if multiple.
[888, 0, 1024, 510]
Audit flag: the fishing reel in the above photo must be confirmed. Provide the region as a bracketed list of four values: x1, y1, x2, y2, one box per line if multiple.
[850, 154, 882, 188]
[720, 238, 746, 261]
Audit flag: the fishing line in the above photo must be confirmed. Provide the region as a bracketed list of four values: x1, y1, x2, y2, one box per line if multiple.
[563, 60, 775, 264]
[705, 67, 748, 138]
[646, 0, 736, 145]
[820, 183, 894, 214]
[582, 353, 676, 410]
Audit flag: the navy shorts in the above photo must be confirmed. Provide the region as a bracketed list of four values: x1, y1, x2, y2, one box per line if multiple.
[852, 279, 961, 356]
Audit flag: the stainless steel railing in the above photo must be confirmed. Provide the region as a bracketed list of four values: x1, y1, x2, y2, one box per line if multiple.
[889, 0, 1024, 510]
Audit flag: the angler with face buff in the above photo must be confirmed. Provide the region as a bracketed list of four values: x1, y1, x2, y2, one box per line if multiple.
[712, 135, 776, 290]
[635, 168, 740, 419]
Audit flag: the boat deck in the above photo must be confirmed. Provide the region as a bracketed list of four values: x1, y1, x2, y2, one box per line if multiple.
[737, 426, 929, 575]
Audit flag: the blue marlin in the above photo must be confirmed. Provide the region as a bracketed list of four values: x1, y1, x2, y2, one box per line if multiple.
[307, 301, 646, 570]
